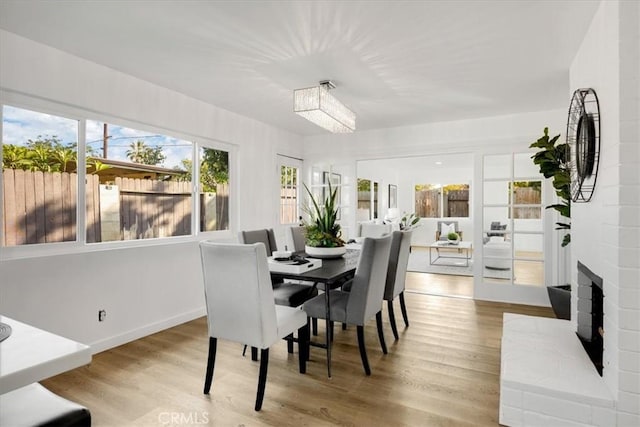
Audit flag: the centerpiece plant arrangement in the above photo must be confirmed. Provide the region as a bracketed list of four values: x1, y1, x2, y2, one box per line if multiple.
[302, 181, 346, 258]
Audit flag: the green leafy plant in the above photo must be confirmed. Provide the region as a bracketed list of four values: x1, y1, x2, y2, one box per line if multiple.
[447, 232, 459, 241]
[302, 181, 345, 248]
[399, 212, 420, 231]
[529, 127, 571, 246]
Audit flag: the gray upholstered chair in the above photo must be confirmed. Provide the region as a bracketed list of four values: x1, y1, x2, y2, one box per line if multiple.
[381, 230, 413, 340]
[435, 220, 462, 241]
[286, 225, 307, 253]
[0, 383, 91, 427]
[239, 229, 318, 307]
[357, 222, 392, 238]
[199, 241, 309, 411]
[303, 235, 392, 375]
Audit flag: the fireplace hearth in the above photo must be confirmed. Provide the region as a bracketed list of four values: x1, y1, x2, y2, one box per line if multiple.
[576, 261, 604, 376]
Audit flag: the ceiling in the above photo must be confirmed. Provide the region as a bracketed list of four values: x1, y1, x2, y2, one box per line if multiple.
[0, 0, 600, 136]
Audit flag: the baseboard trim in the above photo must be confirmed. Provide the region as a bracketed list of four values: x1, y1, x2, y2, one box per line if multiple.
[89, 307, 207, 354]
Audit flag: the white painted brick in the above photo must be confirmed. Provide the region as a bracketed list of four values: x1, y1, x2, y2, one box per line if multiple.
[501, 385, 523, 407]
[500, 404, 522, 427]
[620, 308, 640, 331]
[619, 206, 640, 226]
[592, 406, 617, 427]
[617, 411, 640, 427]
[617, 390, 640, 414]
[605, 299, 621, 328]
[619, 288, 640, 310]
[619, 329, 640, 352]
[619, 122, 639, 145]
[618, 247, 640, 268]
[620, 371, 640, 393]
[522, 410, 589, 427]
[618, 225, 640, 247]
[522, 392, 592, 424]
[619, 267, 640, 288]
[620, 350, 640, 372]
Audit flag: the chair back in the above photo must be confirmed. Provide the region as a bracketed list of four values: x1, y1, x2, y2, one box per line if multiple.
[346, 235, 392, 325]
[286, 226, 306, 252]
[239, 229, 277, 255]
[199, 241, 278, 349]
[384, 230, 413, 301]
[357, 222, 392, 238]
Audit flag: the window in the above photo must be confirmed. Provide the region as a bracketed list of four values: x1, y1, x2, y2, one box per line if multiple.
[414, 183, 469, 218]
[2, 105, 79, 246]
[1, 100, 233, 254]
[511, 181, 542, 219]
[85, 121, 194, 242]
[357, 178, 371, 221]
[280, 164, 298, 224]
[199, 147, 229, 232]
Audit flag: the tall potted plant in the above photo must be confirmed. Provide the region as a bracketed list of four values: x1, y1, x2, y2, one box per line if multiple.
[302, 181, 346, 258]
[530, 127, 571, 319]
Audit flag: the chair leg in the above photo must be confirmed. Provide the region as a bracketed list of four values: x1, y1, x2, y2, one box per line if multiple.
[286, 333, 294, 354]
[399, 291, 410, 327]
[341, 323, 347, 330]
[203, 337, 217, 394]
[387, 300, 399, 340]
[376, 311, 388, 354]
[312, 317, 318, 336]
[251, 346, 258, 361]
[298, 323, 309, 374]
[356, 325, 371, 375]
[242, 344, 247, 357]
[255, 348, 269, 411]
[329, 321, 335, 342]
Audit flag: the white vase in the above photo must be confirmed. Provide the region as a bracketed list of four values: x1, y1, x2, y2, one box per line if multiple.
[305, 245, 347, 259]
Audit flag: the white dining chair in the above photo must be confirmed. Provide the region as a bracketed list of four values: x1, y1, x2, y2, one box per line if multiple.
[199, 241, 309, 411]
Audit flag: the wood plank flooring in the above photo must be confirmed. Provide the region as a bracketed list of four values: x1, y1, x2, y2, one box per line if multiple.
[42, 293, 553, 426]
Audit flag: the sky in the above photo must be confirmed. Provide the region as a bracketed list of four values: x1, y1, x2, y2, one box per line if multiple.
[2, 105, 191, 169]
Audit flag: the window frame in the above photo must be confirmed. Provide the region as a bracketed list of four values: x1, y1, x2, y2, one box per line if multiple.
[0, 91, 236, 261]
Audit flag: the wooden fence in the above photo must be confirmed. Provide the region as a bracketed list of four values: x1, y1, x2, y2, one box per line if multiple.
[2, 169, 77, 246]
[3, 169, 228, 246]
[415, 189, 470, 218]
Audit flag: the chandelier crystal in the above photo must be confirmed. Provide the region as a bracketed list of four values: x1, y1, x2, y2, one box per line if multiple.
[293, 81, 356, 133]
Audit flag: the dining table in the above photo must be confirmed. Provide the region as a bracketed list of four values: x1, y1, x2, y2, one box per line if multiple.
[0, 315, 92, 394]
[269, 248, 360, 378]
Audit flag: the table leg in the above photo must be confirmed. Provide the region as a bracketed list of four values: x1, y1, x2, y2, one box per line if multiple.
[324, 284, 332, 378]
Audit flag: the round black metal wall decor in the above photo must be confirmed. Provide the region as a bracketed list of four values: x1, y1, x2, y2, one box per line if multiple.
[566, 88, 600, 203]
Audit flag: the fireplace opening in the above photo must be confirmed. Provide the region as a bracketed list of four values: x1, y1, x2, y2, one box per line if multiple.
[576, 261, 604, 376]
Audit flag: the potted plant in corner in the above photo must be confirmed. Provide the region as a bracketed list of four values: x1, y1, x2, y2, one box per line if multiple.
[530, 127, 571, 320]
[302, 181, 346, 258]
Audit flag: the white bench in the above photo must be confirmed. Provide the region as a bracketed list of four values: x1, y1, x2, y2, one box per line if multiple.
[500, 313, 615, 426]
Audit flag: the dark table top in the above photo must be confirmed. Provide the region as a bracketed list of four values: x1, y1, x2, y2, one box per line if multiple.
[269, 251, 359, 284]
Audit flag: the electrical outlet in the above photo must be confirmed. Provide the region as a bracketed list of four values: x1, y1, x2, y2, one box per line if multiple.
[98, 309, 106, 322]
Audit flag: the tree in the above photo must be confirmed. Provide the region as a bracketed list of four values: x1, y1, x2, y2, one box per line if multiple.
[176, 148, 228, 192]
[2, 135, 109, 174]
[126, 140, 166, 165]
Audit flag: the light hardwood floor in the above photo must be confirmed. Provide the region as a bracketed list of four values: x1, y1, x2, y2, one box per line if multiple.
[42, 292, 553, 426]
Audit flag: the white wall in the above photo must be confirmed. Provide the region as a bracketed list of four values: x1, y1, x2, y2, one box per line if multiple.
[570, 0, 640, 424]
[0, 30, 304, 352]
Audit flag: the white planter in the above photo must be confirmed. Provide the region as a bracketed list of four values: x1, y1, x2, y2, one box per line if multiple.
[305, 245, 347, 259]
